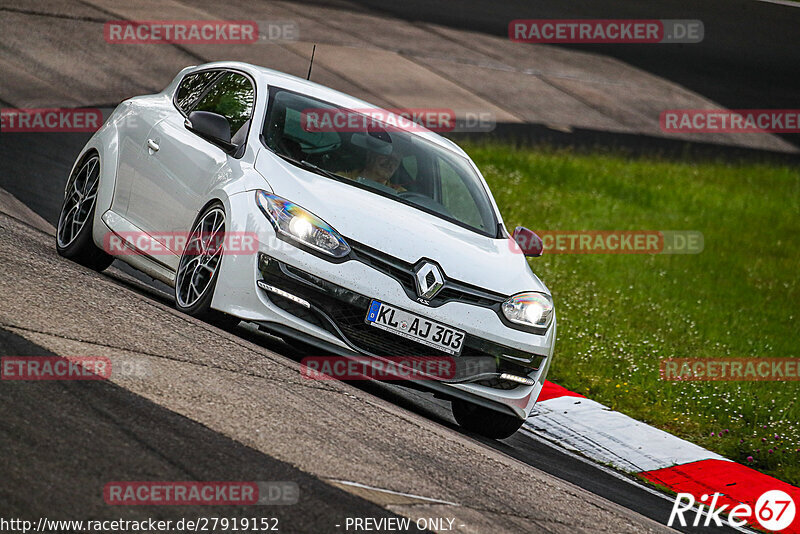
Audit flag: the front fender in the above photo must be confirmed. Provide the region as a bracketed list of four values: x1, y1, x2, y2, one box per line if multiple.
[79, 103, 130, 250]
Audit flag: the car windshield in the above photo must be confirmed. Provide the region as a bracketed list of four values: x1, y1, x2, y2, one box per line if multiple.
[262, 88, 498, 237]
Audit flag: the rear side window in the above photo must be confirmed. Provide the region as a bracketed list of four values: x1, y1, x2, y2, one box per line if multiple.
[175, 71, 220, 113]
[191, 72, 255, 134]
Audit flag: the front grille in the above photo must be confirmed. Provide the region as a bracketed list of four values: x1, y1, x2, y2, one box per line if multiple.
[269, 289, 497, 381]
[349, 241, 506, 309]
[318, 299, 484, 359]
[329, 305, 431, 358]
[258, 254, 543, 388]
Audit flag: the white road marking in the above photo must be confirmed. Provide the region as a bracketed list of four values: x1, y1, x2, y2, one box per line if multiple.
[754, 0, 799, 8]
[327, 479, 460, 506]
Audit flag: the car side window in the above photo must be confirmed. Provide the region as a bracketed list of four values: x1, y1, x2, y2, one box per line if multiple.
[175, 71, 221, 113]
[190, 72, 255, 136]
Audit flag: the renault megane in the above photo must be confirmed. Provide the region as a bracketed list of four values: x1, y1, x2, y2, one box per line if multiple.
[56, 61, 555, 438]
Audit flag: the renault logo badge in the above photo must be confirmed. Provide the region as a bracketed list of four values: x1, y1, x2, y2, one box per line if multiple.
[414, 261, 444, 300]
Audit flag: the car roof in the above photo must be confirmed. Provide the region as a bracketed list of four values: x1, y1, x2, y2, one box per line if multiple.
[187, 61, 469, 158]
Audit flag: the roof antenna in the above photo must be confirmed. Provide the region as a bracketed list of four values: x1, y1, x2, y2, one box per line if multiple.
[306, 44, 316, 81]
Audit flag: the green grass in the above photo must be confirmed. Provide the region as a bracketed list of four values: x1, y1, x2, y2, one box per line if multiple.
[464, 143, 800, 485]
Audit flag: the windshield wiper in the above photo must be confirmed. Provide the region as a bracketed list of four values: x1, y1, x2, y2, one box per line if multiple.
[270, 151, 347, 182]
[299, 160, 348, 182]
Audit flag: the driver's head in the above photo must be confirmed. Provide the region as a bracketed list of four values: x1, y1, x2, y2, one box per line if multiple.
[364, 150, 401, 182]
[351, 127, 404, 183]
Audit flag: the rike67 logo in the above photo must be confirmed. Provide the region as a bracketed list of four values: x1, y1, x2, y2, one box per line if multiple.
[669, 490, 796, 531]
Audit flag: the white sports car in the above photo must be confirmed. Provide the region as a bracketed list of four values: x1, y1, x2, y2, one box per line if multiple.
[56, 61, 555, 438]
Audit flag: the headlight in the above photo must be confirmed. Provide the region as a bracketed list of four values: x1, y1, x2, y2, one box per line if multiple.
[502, 292, 554, 329]
[256, 191, 351, 258]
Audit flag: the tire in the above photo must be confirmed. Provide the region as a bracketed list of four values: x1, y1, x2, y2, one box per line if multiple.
[56, 153, 114, 272]
[451, 399, 525, 439]
[174, 202, 239, 329]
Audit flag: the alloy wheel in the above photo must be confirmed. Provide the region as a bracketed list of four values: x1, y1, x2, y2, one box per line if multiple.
[175, 207, 226, 308]
[57, 155, 100, 248]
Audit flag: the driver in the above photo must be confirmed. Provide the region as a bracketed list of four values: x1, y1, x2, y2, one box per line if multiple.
[344, 130, 406, 193]
[359, 151, 403, 190]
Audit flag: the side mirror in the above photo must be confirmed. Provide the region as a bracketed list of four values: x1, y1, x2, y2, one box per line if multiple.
[512, 226, 543, 257]
[185, 111, 236, 154]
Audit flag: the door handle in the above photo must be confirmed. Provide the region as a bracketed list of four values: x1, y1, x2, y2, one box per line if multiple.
[147, 139, 160, 152]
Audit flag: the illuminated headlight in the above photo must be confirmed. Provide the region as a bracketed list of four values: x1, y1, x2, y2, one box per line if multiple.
[256, 191, 351, 258]
[501, 292, 554, 329]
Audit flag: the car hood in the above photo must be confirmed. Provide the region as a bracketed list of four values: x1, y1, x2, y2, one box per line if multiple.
[254, 151, 548, 297]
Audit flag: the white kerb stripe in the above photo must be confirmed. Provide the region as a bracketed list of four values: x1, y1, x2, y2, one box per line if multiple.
[525, 396, 728, 473]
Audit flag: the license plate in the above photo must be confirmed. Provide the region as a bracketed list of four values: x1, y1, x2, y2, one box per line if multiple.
[365, 300, 465, 356]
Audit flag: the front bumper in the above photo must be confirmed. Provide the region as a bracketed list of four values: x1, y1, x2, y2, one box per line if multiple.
[212, 191, 556, 419]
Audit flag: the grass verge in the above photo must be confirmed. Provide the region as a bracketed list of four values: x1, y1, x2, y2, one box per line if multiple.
[464, 143, 800, 485]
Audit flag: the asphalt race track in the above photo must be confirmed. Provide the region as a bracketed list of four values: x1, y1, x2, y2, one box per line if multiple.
[338, 0, 800, 149]
[0, 132, 742, 533]
[0, 328, 410, 531]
